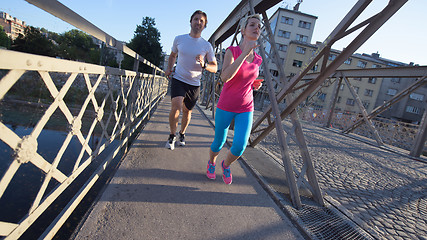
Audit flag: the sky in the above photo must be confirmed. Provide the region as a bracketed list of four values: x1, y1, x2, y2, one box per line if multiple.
[1, 0, 426, 66]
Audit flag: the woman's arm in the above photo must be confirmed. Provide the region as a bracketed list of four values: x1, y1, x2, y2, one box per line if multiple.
[220, 40, 258, 82]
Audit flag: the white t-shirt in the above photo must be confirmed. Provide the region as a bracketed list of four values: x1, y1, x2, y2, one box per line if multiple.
[172, 34, 215, 86]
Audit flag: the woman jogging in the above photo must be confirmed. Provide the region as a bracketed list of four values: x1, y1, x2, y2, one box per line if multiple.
[206, 14, 263, 184]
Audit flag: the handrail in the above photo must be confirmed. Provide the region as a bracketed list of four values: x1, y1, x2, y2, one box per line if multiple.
[25, 0, 164, 73]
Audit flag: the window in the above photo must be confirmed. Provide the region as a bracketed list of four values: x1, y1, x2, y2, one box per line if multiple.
[337, 96, 341, 103]
[317, 93, 326, 101]
[311, 64, 318, 72]
[353, 86, 359, 94]
[364, 89, 374, 97]
[270, 69, 279, 77]
[406, 106, 421, 114]
[292, 60, 303, 68]
[344, 58, 352, 65]
[368, 77, 376, 84]
[329, 54, 336, 61]
[278, 30, 290, 38]
[409, 93, 424, 101]
[296, 34, 308, 42]
[296, 46, 306, 54]
[313, 104, 323, 111]
[354, 77, 362, 81]
[373, 64, 382, 68]
[357, 60, 367, 68]
[346, 98, 355, 106]
[276, 43, 287, 52]
[362, 101, 370, 109]
[281, 16, 293, 25]
[387, 88, 397, 96]
[340, 84, 345, 90]
[298, 20, 311, 29]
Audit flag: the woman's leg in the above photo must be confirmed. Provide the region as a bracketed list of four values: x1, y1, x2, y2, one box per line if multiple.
[224, 111, 253, 167]
[209, 108, 235, 164]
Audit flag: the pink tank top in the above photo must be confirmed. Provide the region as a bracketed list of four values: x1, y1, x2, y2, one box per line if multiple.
[217, 46, 262, 113]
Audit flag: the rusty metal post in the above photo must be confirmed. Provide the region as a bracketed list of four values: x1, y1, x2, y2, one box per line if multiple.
[248, 0, 302, 209]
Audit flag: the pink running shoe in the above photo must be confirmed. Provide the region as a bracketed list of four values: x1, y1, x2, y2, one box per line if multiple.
[206, 160, 216, 180]
[221, 160, 232, 184]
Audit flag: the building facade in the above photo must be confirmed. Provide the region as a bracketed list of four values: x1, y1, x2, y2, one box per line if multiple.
[0, 12, 26, 39]
[284, 41, 387, 115]
[374, 73, 426, 124]
[263, 7, 317, 79]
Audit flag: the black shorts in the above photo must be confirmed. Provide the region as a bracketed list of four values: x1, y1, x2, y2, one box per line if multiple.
[171, 78, 200, 110]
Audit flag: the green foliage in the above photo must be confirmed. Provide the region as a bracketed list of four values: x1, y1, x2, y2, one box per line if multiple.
[56, 29, 100, 64]
[122, 17, 163, 73]
[11, 26, 56, 57]
[9, 26, 102, 64]
[99, 42, 120, 68]
[0, 26, 11, 49]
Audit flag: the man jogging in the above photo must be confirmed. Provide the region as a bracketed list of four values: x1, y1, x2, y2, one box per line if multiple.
[165, 10, 217, 150]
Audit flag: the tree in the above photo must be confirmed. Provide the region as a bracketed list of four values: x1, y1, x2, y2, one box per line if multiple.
[122, 17, 163, 73]
[99, 42, 119, 68]
[56, 29, 100, 64]
[11, 26, 56, 57]
[0, 26, 11, 49]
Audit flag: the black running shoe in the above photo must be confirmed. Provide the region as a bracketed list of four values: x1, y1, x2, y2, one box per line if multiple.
[178, 132, 185, 146]
[165, 134, 176, 150]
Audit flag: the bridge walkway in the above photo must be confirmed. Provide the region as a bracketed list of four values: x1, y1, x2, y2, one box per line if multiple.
[72, 96, 305, 240]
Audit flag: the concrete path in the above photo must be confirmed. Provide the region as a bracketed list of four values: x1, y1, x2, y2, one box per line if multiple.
[73, 97, 305, 240]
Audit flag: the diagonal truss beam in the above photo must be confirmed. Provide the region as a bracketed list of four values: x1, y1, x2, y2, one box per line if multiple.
[341, 72, 384, 145]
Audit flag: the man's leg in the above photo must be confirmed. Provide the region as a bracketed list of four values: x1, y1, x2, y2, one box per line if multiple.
[166, 96, 183, 150]
[180, 103, 192, 134]
[169, 96, 184, 135]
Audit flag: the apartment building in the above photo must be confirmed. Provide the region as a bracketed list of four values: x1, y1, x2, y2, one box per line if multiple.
[284, 40, 426, 123]
[263, 7, 317, 78]
[284, 41, 387, 114]
[0, 12, 26, 39]
[374, 67, 426, 124]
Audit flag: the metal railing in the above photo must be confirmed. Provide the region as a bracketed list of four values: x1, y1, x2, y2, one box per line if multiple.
[300, 109, 427, 153]
[0, 1, 168, 239]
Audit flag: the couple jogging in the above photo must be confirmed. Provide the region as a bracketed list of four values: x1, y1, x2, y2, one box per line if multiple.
[165, 10, 262, 185]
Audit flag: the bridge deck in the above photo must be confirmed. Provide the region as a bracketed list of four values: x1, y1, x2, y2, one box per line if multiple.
[73, 96, 304, 240]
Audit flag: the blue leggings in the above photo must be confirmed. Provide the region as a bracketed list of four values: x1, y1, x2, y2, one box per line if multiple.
[210, 108, 253, 156]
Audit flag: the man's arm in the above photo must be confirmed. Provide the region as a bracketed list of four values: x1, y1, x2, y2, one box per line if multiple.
[196, 54, 217, 73]
[165, 51, 177, 78]
[204, 59, 218, 73]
